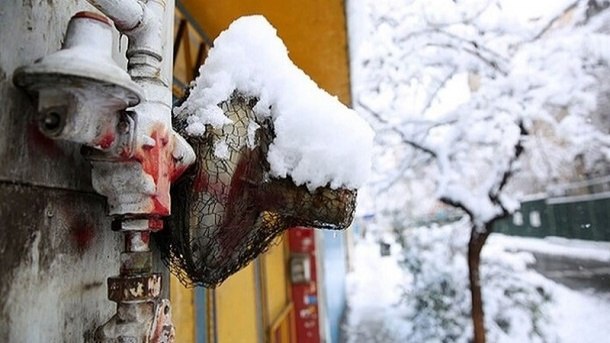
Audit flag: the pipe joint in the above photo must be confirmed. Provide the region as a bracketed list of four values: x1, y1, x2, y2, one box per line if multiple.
[124, 1, 167, 76]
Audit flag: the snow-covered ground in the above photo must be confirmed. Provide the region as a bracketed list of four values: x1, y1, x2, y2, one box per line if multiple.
[549, 278, 610, 342]
[488, 234, 610, 262]
[491, 233, 610, 342]
[346, 229, 610, 343]
[345, 239, 409, 342]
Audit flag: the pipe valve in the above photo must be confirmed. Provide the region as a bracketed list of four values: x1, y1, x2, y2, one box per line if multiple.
[14, 12, 143, 152]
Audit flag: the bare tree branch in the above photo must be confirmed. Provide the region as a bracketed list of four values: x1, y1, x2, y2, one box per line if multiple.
[529, 1, 581, 42]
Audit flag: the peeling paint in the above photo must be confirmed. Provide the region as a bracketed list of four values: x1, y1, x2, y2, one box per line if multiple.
[0, 183, 123, 342]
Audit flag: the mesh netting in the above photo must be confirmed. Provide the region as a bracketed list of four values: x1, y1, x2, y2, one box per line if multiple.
[157, 94, 356, 287]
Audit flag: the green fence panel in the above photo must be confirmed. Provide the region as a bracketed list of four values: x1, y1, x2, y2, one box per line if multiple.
[492, 196, 609, 242]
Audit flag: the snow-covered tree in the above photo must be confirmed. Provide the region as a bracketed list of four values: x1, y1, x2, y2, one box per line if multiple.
[398, 221, 554, 343]
[349, 0, 610, 341]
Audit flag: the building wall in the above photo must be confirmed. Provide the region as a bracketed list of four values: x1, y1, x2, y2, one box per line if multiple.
[0, 2, 169, 342]
[262, 238, 291, 336]
[0, 2, 121, 342]
[215, 263, 261, 343]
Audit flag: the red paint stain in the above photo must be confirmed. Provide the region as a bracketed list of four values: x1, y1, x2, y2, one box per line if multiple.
[193, 170, 208, 193]
[124, 123, 192, 218]
[216, 150, 264, 255]
[136, 125, 173, 216]
[148, 218, 164, 231]
[27, 122, 63, 157]
[95, 132, 115, 150]
[193, 168, 228, 202]
[71, 220, 95, 253]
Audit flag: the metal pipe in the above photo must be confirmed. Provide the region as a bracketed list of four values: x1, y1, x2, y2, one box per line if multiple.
[87, 0, 144, 31]
[87, 1, 185, 341]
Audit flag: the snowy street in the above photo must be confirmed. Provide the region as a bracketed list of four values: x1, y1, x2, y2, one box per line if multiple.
[345, 237, 409, 342]
[491, 235, 610, 293]
[532, 253, 610, 292]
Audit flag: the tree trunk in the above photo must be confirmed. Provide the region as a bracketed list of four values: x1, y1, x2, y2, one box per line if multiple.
[468, 226, 491, 343]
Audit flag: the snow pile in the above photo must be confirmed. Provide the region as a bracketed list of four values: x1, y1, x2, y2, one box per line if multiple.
[550, 280, 610, 342]
[174, 16, 374, 191]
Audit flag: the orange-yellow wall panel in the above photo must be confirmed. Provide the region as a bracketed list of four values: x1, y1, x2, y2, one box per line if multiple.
[170, 274, 196, 343]
[180, 0, 352, 105]
[263, 237, 290, 324]
[215, 263, 260, 343]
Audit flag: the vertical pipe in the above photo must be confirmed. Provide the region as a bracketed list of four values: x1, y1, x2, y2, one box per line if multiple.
[161, 0, 175, 90]
[195, 287, 207, 343]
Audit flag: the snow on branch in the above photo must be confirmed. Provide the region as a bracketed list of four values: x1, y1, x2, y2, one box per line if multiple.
[353, 0, 610, 225]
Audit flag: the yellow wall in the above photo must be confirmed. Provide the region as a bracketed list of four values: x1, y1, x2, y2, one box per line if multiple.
[170, 274, 196, 343]
[215, 263, 261, 343]
[262, 237, 294, 343]
[212, 237, 292, 343]
[262, 239, 290, 326]
[180, 0, 352, 105]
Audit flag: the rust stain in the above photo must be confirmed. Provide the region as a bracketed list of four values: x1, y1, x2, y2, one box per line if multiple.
[70, 219, 95, 253]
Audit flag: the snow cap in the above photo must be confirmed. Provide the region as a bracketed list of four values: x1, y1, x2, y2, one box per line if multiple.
[174, 15, 374, 191]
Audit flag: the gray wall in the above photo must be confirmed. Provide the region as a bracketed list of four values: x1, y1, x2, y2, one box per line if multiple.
[0, 1, 165, 342]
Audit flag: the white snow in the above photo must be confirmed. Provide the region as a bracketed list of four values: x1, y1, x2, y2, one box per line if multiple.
[349, 0, 610, 226]
[346, 222, 610, 343]
[345, 238, 409, 342]
[489, 234, 610, 262]
[174, 15, 374, 191]
[551, 283, 610, 343]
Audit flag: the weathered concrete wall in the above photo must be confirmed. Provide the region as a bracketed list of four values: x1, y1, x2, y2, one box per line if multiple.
[0, 1, 165, 342]
[0, 184, 120, 342]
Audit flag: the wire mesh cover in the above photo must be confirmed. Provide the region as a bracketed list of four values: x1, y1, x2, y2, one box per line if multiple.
[157, 94, 357, 287]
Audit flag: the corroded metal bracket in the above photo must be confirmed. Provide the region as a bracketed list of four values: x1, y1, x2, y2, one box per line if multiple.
[95, 220, 175, 343]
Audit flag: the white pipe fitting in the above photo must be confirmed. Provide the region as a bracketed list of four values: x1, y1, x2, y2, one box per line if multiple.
[13, 12, 142, 150]
[84, 0, 195, 217]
